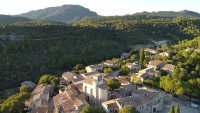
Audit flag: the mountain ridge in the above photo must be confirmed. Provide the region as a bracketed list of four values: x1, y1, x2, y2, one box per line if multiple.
[0, 15, 31, 25]
[132, 10, 200, 17]
[17, 5, 98, 23]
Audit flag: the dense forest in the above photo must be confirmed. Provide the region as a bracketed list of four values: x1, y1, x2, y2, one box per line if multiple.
[140, 36, 200, 99]
[0, 15, 200, 98]
[133, 10, 200, 18]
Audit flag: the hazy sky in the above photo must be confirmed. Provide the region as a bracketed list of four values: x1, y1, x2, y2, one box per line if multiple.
[0, 0, 200, 16]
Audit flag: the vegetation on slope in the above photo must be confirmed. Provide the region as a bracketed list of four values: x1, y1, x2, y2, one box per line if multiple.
[144, 36, 200, 98]
[73, 15, 200, 39]
[0, 15, 31, 25]
[0, 15, 200, 95]
[133, 10, 200, 18]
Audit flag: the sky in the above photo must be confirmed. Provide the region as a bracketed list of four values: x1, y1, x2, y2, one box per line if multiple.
[0, 0, 200, 16]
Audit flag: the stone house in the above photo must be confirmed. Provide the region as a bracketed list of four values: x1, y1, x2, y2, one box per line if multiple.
[53, 86, 88, 113]
[102, 87, 170, 113]
[148, 60, 175, 74]
[104, 60, 121, 67]
[85, 64, 106, 73]
[83, 73, 110, 106]
[125, 63, 141, 72]
[61, 72, 77, 85]
[25, 84, 54, 113]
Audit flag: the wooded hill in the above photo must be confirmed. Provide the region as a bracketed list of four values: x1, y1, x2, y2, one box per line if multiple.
[17, 5, 98, 23]
[0, 15, 200, 95]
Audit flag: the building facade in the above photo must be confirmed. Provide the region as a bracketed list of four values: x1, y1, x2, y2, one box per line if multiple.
[83, 73, 110, 106]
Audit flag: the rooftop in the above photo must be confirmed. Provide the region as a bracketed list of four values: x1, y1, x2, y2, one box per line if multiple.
[53, 86, 87, 113]
[81, 71, 97, 78]
[62, 72, 76, 81]
[144, 48, 159, 54]
[149, 60, 165, 67]
[104, 60, 115, 65]
[83, 78, 95, 85]
[162, 64, 175, 71]
[72, 75, 85, 83]
[31, 106, 49, 113]
[125, 63, 133, 67]
[102, 99, 119, 109]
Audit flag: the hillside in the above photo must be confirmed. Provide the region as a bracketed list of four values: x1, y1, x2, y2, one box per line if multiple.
[133, 10, 200, 18]
[0, 15, 200, 94]
[12, 19, 66, 26]
[73, 15, 200, 38]
[17, 5, 98, 23]
[0, 15, 31, 25]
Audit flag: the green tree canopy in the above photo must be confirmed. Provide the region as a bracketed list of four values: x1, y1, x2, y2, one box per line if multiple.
[19, 85, 33, 93]
[0, 92, 31, 113]
[103, 67, 113, 73]
[139, 49, 145, 65]
[131, 74, 141, 84]
[175, 103, 180, 113]
[82, 105, 105, 113]
[119, 65, 130, 76]
[73, 64, 84, 71]
[38, 74, 60, 85]
[169, 104, 175, 113]
[106, 78, 121, 91]
[119, 105, 139, 113]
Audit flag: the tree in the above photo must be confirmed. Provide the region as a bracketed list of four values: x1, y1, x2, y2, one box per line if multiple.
[38, 74, 59, 85]
[139, 49, 145, 65]
[119, 105, 139, 113]
[160, 75, 176, 93]
[82, 105, 105, 113]
[73, 64, 84, 71]
[38, 74, 50, 84]
[175, 103, 180, 113]
[50, 77, 60, 85]
[131, 74, 141, 84]
[106, 78, 121, 91]
[130, 54, 136, 61]
[103, 67, 113, 73]
[175, 87, 185, 95]
[82, 105, 93, 113]
[0, 92, 31, 113]
[195, 63, 200, 75]
[19, 85, 32, 93]
[119, 65, 130, 76]
[169, 104, 175, 113]
[161, 44, 170, 51]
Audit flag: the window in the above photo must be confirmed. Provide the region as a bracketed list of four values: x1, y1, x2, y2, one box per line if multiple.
[90, 88, 93, 96]
[84, 86, 87, 93]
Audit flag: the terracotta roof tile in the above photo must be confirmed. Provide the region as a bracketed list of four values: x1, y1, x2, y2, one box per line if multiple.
[62, 72, 76, 81]
[83, 78, 95, 85]
[104, 60, 114, 65]
[31, 106, 49, 113]
[162, 64, 175, 71]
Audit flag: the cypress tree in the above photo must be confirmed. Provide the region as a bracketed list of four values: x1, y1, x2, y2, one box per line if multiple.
[169, 104, 175, 113]
[175, 103, 180, 113]
[139, 49, 145, 65]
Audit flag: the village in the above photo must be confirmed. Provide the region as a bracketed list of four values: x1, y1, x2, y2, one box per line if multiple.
[22, 46, 200, 113]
